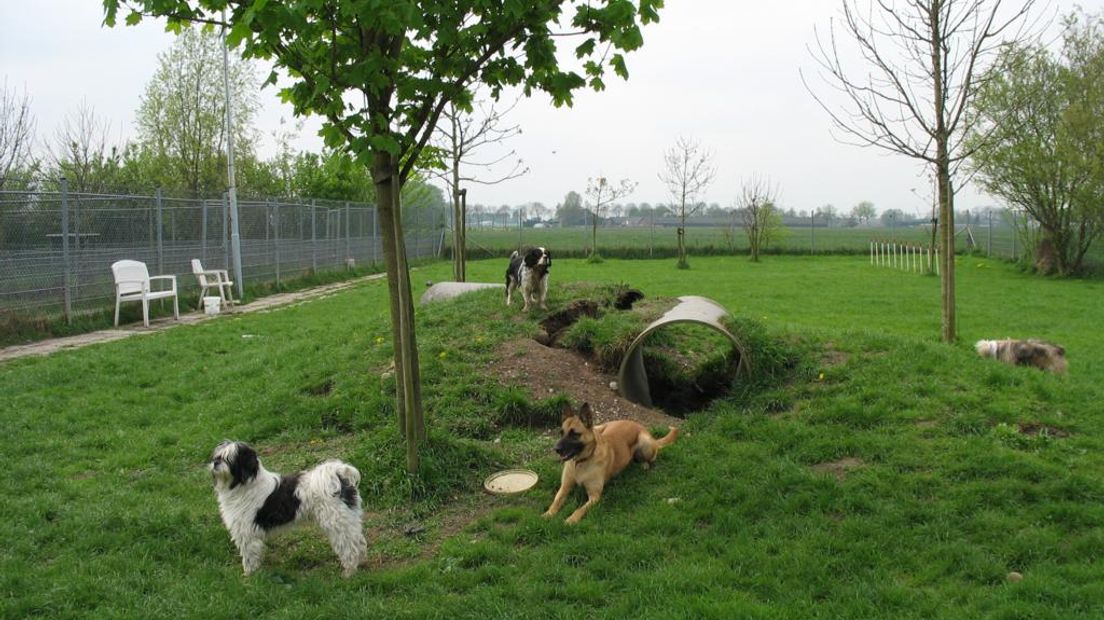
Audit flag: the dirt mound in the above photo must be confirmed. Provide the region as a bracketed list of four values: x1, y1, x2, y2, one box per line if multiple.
[490, 338, 681, 429]
[536, 300, 599, 346]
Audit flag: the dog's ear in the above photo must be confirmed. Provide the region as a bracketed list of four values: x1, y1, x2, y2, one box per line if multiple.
[561, 402, 576, 421]
[578, 403, 594, 429]
[525, 248, 541, 267]
[229, 442, 259, 489]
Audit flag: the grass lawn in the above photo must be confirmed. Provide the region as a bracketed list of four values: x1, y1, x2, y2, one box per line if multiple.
[2, 255, 1103, 618]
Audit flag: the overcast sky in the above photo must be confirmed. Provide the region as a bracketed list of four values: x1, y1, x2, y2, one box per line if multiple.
[1, 0, 1096, 216]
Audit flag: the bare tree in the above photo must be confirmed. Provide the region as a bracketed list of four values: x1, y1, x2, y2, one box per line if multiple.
[431, 91, 527, 281]
[584, 176, 636, 261]
[737, 175, 783, 262]
[48, 101, 120, 194]
[0, 79, 37, 190]
[659, 137, 716, 269]
[804, 0, 1040, 342]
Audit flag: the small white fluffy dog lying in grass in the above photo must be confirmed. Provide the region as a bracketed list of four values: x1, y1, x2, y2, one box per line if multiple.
[975, 339, 1067, 373]
[209, 440, 367, 577]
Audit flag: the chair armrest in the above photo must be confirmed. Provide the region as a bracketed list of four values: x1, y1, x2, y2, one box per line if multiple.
[206, 270, 233, 286]
[148, 275, 177, 293]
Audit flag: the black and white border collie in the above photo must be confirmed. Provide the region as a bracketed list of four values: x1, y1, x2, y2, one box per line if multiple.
[506, 246, 552, 311]
[975, 339, 1068, 373]
[209, 440, 367, 577]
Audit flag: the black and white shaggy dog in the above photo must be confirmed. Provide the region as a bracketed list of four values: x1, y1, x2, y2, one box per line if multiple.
[505, 246, 552, 311]
[975, 339, 1068, 373]
[208, 441, 367, 577]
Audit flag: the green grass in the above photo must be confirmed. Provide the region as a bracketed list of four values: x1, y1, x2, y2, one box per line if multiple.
[2, 255, 1104, 617]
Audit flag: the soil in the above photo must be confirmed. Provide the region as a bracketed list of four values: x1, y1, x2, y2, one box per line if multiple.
[535, 300, 599, 346]
[490, 338, 682, 429]
[1017, 422, 1070, 438]
[811, 457, 864, 481]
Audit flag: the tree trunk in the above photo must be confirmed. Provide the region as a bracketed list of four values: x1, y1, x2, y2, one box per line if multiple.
[458, 189, 468, 282]
[450, 162, 466, 282]
[373, 150, 424, 473]
[937, 163, 955, 342]
[931, 5, 955, 343]
[677, 209, 688, 269]
[591, 208, 598, 257]
[1035, 233, 1058, 275]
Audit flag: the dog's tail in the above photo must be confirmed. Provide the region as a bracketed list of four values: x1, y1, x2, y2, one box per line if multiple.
[656, 426, 679, 449]
[315, 460, 361, 491]
[321, 461, 362, 510]
[510, 250, 519, 260]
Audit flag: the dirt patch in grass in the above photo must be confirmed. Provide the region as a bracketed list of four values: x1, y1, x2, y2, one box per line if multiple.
[811, 457, 864, 481]
[490, 338, 682, 429]
[1017, 422, 1070, 438]
[820, 341, 850, 367]
[362, 496, 502, 571]
[303, 378, 335, 397]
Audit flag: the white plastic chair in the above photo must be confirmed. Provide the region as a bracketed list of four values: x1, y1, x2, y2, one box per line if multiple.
[191, 259, 235, 311]
[111, 260, 179, 327]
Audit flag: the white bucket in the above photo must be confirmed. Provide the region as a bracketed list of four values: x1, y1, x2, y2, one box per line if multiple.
[203, 296, 221, 316]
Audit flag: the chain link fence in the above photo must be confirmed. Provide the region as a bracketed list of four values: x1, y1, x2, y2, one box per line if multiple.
[463, 210, 1032, 259]
[0, 187, 444, 322]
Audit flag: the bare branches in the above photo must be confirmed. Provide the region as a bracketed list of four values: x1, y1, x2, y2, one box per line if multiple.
[736, 174, 782, 262]
[429, 86, 528, 280]
[48, 101, 118, 194]
[584, 175, 636, 258]
[431, 92, 529, 188]
[659, 136, 715, 267]
[802, 0, 1041, 165]
[585, 176, 637, 213]
[659, 136, 716, 218]
[0, 79, 37, 190]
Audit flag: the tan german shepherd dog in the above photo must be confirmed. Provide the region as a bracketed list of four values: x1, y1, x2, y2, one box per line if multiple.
[543, 402, 678, 524]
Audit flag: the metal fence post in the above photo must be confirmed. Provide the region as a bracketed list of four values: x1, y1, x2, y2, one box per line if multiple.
[310, 200, 317, 273]
[60, 178, 73, 323]
[345, 201, 351, 266]
[222, 193, 230, 270]
[987, 210, 992, 257]
[201, 198, 209, 261]
[273, 199, 281, 288]
[372, 206, 378, 264]
[810, 212, 815, 253]
[156, 187, 164, 274]
[649, 210, 654, 256]
[1011, 211, 1017, 260]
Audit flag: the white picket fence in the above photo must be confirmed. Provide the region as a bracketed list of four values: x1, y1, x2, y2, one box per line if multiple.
[869, 240, 939, 275]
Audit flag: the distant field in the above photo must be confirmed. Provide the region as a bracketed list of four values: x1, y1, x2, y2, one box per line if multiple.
[464, 224, 1022, 259]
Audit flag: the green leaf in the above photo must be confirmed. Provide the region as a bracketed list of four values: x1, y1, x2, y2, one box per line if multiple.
[125, 11, 143, 26]
[575, 38, 596, 59]
[611, 54, 628, 80]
